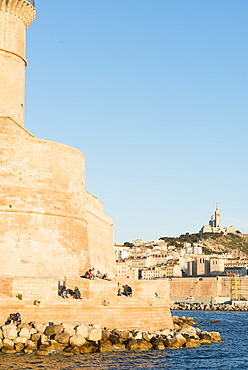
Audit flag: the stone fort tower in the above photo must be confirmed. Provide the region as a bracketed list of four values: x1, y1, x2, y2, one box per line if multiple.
[0, 0, 116, 278]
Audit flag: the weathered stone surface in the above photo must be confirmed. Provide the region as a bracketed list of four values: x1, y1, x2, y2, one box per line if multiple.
[185, 338, 200, 348]
[126, 339, 139, 351]
[209, 332, 221, 341]
[100, 329, 110, 343]
[132, 330, 143, 340]
[44, 324, 63, 336]
[15, 342, 25, 351]
[18, 323, 32, 330]
[19, 327, 31, 339]
[2, 324, 18, 340]
[99, 341, 116, 352]
[25, 340, 37, 350]
[34, 323, 48, 333]
[112, 329, 131, 340]
[75, 323, 89, 338]
[79, 341, 99, 353]
[30, 328, 37, 335]
[54, 332, 70, 344]
[159, 329, 171, 337]
[70, 346, 80, 355]
[36, 349, 49, 356]
[109, 332, 120, 344]
[142, 331, 154, 342]
[150, 337, 165, 350]
[24, 348, 35, 354]
[49, 339, 67, 351]
[15, 336, 27, 344]
[136, 339, 153, 351]
[199, 339, 212, 345]
[180, 326, 197, 337]
[62, 323, 76, 337]
[2, 348, 17, 354]
[39, 334, 50, 346]
[88, 324, 101, 341]
[166, 334, 186, 349]
[69, 335, 86, 347]
[31, 332, 42, 342]
[3, 338, 14, 348]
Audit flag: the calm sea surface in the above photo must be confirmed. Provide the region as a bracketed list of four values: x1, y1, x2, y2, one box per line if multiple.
[0, 310, 247, 370]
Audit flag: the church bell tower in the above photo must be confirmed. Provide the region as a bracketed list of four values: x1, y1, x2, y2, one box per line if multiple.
[0, 0, 36, 128]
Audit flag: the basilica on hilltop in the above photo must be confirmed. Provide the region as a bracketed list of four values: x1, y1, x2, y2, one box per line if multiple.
[200, 203, 235, 234]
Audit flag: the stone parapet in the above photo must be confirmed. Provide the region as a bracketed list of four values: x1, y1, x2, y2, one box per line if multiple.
[0, 0, 36, 29]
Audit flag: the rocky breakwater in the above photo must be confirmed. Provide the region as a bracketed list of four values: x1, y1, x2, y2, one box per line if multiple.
[172, 302, 248, 311]
[0, 318, 221, 355]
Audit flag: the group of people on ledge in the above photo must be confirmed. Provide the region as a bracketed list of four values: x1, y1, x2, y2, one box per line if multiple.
[5, 312, 22, 326]
[59, 286, 81, 299]
[82, 268, 110, 281]
[118, 284, 132, 297]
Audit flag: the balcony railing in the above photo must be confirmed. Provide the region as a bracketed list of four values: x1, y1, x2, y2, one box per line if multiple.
[27, 0, 35, 7]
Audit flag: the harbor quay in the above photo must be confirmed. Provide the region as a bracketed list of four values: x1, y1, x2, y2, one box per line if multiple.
[169, 276, 248, 305]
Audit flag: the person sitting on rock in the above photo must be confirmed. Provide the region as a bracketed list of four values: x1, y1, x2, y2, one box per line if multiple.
[13, 312, 21, 326]
[5, 313, 15, 325]
[73, 286, 82, 299]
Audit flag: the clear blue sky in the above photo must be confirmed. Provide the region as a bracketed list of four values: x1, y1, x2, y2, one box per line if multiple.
[25, 0, 248, 243]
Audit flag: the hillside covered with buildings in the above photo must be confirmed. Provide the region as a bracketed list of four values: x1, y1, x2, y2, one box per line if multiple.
[115, 232, 248, 280]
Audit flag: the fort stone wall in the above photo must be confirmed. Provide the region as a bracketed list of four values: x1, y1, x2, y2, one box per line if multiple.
[0, 277, 173, 331]
[0, 134, 90, 277]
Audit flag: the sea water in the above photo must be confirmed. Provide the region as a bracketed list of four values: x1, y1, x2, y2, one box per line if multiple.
[0, 310, 247, 370]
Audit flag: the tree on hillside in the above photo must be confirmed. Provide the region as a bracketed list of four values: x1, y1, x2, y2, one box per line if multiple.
[124, 242, 134, 248]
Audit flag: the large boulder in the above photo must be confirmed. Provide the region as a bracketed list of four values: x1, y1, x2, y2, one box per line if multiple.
[3, 338, 14, 348]
[69, 335, 86, 347]
[15, 336, 27, 344]
[79, 340, 99, 353]
[166, 333, 186, 349]
[112, 329, 131, 341]
[100, 341, 117, 352]
[44, 324, 63, 337]
[31, 332, 42, 342]
[126, 339, 140, 351]
[100, 329, 110, 344]
[24, 340, 37, 353]
[150, 337, 165, 350]
[15, 342, 25, 352]
[131, 330, 143, 340]
[2, 324, 18, 340]
[62, 322, 76, 337]
[180, 326, 197, 337]
[88, 324, 101, 341]
[54, 332, 70, 344]
[39, 334, 50, 346]
[109, 332, 120, 344]
[142, 331, 154, 342]
[33, 323, 48, 333]
[18, 327, 31, 339]
[75, 323, 89, 338]
[209, 332, 221, 342]
[185, 338, 200, 348]
[49, 339, 67, 351]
